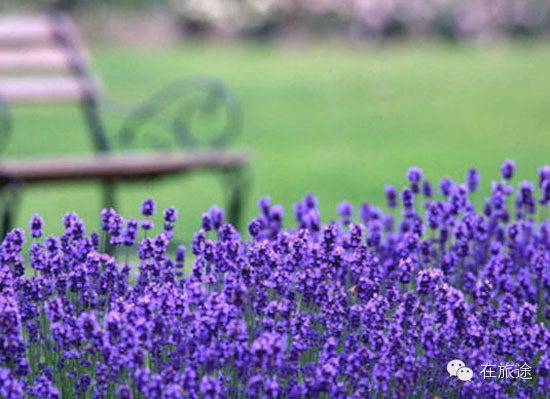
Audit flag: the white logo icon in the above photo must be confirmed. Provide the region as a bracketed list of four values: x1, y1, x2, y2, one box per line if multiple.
[447, 359, 465, 376]
[457, 367, 473, 381]
[447, 359, 473, 381]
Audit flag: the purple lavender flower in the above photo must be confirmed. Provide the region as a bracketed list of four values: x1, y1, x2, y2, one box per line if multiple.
[258, 196, 271, 216]
[406, 166, 423, 194]
[209, 205, 225, 230]
[422, 180, 433, 198]
[0, 368, 25, 399]
[29, 213, 44, 239]
[416, 269, 442, 295]
[200, 375, 222, 399]
[108, 213, 124, 245]
[401, 188, 414, 210]
[175, 245, 186, 269]
[251, 331, 287, 369]
[337, 200, 353, 225]
[116, 383, 133, 399]
[384, 185, 398, 208]
[518, 180, 536, 214]
[123, 218, 138, 247]
[163, 206, 178, 224]
[406, 166, 423, 183]
[541, 180, 550, 205]
[201, 212, 212, 231]
[538, 165, 550, 188]
[248, 217, 262, 239]
[140, 198, 156, 217]
[34, 376, 60, 399]
[439, 177, 453, 196]
[467, 167, 480, 192]
[500, 159, 516, 180]
[100, 208, 115, 231]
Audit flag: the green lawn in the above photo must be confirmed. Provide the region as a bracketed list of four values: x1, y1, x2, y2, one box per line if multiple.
[6, 41, 550, 241]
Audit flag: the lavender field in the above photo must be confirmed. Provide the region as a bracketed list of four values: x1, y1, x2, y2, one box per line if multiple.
[0, 161, 548, 398]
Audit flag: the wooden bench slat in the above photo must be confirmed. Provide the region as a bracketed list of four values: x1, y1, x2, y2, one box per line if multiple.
[0, 77, 99, 104]
[0, 48, 70, 72]
[0, 16, 54, 46]
[0, 151, 250, 183]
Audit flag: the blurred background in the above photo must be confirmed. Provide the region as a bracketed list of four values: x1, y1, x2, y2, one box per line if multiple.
[1, 0, 550, 241]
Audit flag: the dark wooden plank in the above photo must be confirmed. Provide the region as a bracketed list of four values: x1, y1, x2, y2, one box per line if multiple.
[0, 150, 250, 183]
[0, 48, 70, 72]
[0, 16, 54, 46]
[0, 76, 100, 104]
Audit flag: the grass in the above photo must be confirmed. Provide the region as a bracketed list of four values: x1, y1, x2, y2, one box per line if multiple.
[5, 41, 550, 242]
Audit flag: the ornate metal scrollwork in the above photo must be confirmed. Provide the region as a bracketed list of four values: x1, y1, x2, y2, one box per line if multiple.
[117, 76, 242, 151]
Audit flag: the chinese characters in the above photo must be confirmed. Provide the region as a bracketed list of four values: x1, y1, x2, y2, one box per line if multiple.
[480, 363, 532, 380]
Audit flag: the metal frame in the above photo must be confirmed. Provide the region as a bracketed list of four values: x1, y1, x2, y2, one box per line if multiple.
[0, 12, 250, 236]
[113, 75, 248, 228]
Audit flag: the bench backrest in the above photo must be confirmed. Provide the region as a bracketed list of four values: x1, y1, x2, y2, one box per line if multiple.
[0, 13, 101, 105]
[0, 13, 109, 153]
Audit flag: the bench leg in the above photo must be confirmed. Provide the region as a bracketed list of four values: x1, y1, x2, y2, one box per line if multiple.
[102, 179, 116, 210]
[81, 100, 116, 214]
[224, 166, 250, 231]
[0, 179, 21, 239]
[1, 198, 12, 239]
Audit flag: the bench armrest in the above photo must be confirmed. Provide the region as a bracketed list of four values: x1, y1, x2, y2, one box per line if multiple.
[113, 76, 242, 151]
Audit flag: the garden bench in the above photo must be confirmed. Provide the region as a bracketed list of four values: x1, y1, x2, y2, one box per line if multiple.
[0, 12, 250, 235]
